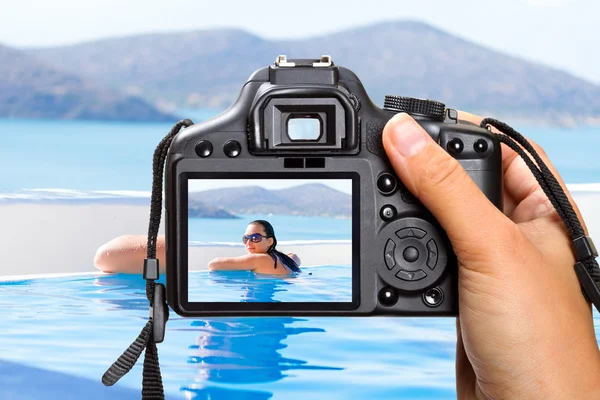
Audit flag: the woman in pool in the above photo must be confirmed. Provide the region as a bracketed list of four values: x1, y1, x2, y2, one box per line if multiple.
[208, 220, 301, 275]
[93, 220, 301, 275]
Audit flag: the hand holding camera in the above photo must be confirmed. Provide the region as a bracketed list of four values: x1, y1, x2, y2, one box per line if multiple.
[383, 111, 600, 399]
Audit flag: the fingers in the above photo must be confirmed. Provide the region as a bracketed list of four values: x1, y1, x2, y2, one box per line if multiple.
[382, 113, 515, 266]
[456, 111, 587, 232]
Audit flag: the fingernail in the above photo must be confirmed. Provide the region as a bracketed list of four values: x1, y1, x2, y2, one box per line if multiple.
[389, 113, 428, 157]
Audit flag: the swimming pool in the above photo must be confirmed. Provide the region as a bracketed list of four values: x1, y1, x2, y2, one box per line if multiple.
[1, 273, 599, 399]
[189, 266, 352, 302]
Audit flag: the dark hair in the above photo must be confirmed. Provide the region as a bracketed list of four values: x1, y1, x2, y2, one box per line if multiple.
[249, 220, 301, 273]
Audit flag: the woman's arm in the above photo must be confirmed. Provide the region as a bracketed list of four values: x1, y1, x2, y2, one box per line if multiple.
[207, 254, 262, 271]
[94, 234, 166, 274]
[287, 252, 301, 266]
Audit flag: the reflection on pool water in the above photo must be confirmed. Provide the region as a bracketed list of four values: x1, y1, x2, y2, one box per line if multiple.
[1, 273, 599, 399]
[189, 266, 352, 303]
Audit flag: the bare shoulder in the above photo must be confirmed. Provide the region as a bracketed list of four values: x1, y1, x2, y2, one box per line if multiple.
[253, 254, 292, 275]
[250, 253, 275, 266]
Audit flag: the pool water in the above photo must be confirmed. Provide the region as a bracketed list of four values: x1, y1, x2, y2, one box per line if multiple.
[1, 273, 599, 399]
[189, 267, 352, 303]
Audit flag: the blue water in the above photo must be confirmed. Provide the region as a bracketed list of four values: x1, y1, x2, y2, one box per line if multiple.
[0, 116, 600, 191]
[1, 274, 599, 399]
[189, 267, 352, 303]
[188, 214, 352, 243]
[0, 274, 460, 399]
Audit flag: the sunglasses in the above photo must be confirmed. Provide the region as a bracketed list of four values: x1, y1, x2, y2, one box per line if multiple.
[242, 233, 271, 244]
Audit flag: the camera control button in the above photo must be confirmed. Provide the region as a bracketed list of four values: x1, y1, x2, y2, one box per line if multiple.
[413, 270, 427, 280]
[384, 239, 396, 270]
[474, 139, 488, 153]
[402, 246, 419, 262]
[195, 140, 213, 157]
[378, 287, 399, 307]
[223, 140, 242, 158]
[378, 217, 448, 292]
[426, 239, 438, 270]
[396, 227, 427, 239]
[380, 205, 397, 221]
[396, 269, 427, 281]
[377, 173, 397, 195]
[423, 287, 444, 307]
[447, 138, 464, 154]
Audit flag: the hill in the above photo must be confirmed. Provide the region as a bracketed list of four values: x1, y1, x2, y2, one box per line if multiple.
[188, 183, 352, 218]
[29, 21, 600, 125]
[0, 44, 177, 121]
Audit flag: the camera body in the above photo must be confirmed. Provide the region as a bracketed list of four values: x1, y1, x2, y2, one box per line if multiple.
[165, 55, 503, 317]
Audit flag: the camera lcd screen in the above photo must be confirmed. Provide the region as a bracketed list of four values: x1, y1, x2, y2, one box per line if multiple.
[187, 178, 355, 304]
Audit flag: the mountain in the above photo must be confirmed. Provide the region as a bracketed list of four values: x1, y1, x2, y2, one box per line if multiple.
[188, 199, 240, 219]
[0, 44, 177, 121]
[188, 184, 352, 218]
[28, 21, 600, 125]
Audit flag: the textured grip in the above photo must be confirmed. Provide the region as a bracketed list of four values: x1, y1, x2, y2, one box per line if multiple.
[384, 96, 446, 121]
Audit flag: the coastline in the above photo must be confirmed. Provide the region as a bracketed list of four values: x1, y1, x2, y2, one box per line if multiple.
[1, 189, 599, 279]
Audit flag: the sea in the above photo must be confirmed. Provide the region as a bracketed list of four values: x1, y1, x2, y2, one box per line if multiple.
[1, 113, 600, 193]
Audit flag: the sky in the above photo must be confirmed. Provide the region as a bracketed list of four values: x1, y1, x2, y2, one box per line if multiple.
[188, 179, 353, 195]
[0, 0, 598, 84]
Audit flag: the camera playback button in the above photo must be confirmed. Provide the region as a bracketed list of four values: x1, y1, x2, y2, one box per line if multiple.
[223, 140, 242, 158]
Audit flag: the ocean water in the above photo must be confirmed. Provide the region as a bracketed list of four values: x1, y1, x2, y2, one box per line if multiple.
[0, 116, 599, 192]
[1, 114, 600, 399]
[188, 213, 352, 243]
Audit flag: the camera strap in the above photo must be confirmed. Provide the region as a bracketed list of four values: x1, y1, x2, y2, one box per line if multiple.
[481, 118, 600, 307]
[100, 117, 600, 399]
[101, 119, 194, 399]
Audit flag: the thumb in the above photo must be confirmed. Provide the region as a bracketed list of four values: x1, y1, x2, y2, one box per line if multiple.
[382, 113, 513, 263]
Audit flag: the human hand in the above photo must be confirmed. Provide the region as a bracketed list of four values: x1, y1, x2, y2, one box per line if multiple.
[382, 112, 600, 399]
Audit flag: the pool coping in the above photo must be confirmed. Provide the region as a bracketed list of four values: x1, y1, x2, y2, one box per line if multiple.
[0, 271, 107, 282]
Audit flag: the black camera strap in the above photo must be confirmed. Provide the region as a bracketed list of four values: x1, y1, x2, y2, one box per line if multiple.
[102, 119, 194, 399]
[100, 117, 600, 399]
[480, 118, 600, 306]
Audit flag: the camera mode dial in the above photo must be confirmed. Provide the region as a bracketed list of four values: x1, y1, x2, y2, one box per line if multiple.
[383, 96, 446, 121]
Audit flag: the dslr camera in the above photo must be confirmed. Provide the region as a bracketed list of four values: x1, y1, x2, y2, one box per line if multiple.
[165, 55, 503, 317]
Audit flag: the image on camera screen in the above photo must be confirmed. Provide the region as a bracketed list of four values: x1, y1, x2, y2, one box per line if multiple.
[187, 178, 354, 303]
